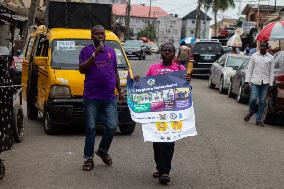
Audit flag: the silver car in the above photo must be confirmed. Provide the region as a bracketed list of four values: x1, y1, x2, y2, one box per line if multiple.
[208, 54, 250, 94]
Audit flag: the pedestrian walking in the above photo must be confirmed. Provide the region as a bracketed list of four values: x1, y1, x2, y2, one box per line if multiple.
[79, 25, 124, 171]
[231, 46, 239, 54]
[244, 41, 274, 127]
[135, 43, 191, 185]
[177, 44, 193, 78]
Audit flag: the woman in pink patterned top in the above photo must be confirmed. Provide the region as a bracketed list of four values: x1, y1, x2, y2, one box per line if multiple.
[136, 43, 191, 185]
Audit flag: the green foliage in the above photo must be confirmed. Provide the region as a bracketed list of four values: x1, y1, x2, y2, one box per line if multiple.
[137, 25, 156, 41]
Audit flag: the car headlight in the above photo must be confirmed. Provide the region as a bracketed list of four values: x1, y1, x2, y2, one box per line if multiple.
[50, 85, 71, 99]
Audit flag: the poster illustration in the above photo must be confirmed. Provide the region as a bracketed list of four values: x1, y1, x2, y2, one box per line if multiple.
[127, 71, 192, 123]
[127, 71, 197, 142]
[141, 106, 197, 142]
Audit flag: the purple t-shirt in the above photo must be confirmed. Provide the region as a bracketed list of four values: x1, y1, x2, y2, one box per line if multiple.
[79, 44, 117, 100]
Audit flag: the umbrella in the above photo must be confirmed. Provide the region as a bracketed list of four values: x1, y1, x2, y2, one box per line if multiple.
[256, 21, 284, 41]
[180, 37, 196, 45]
[227, 33, 242, 47]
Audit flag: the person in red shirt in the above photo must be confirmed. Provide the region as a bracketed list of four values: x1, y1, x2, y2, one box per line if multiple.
[135, 43, 191, 185]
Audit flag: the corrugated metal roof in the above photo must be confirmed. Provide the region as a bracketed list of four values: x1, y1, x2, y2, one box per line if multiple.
[113, 4, 169, 18]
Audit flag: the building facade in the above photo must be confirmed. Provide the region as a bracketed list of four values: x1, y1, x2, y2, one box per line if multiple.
[112, 4, 169, 39]
[242, 4, 284, 28]
[181, 9, 211, 39]
[156, 15, 182, 48]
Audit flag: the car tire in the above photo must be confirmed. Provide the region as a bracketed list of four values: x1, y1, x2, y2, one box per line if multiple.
[237, 85, 245, 103]
[227, 81, 235, 98]
[119, 123, 136, 135]
[27, 100, 38, 120]
[263, 98, 277, 124]
[0, 159, 5, 180]
[208, 74, 215, 89]
[219, 77, 226, 94]
[43, 110, 58, 135]
[13, 105, 24, 143]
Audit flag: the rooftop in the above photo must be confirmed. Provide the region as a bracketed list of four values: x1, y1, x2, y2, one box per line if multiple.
[242, 4, 284, 15]
[182, 9, 211, 21]
[112, 4, 169, 18]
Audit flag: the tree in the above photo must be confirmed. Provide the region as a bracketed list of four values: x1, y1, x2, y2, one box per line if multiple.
[212, 0, 235, 36]
[137, 25, 156, 41]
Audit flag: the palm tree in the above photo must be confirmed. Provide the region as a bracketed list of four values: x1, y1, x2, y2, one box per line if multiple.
[212, 0, 235, 36]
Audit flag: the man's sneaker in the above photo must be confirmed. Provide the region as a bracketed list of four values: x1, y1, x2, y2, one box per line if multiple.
[159, 174, 171, 185]
[244, 112, 253, 122]
[95, 150, 112, 166]
[256, 121, 265, 127]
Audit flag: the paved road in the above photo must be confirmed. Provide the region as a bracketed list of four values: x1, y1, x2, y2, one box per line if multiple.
[1, 54, 284, 189]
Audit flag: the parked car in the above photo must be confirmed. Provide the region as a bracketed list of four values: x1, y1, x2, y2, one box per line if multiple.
[222, 46, 232, 54]
[124, 40, 146, 60]
[227, 59, 250, 103]
[208, 54, 250, 94]
[263, 51, 284, 124]
[149, 43, 159, 54]
[190, 40, 224, 76]
[144, 43, 152, 55]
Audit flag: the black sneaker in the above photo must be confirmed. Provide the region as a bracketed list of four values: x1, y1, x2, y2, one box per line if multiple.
[256, 121, 265, 127]
[244, 112, 253, 122]
[159, 174, 171, 185]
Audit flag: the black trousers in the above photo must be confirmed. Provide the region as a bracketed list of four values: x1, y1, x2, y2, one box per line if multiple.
[153, 142, 175, 174]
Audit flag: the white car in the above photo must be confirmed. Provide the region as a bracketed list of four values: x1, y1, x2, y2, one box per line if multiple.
[208, 54, 250, 94]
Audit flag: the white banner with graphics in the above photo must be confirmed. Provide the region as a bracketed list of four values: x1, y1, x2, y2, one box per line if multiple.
[141, 105, 197, 142]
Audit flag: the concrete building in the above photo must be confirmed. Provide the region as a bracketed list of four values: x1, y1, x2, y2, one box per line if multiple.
[181, 9, 211, 39]
[112, 4, 169, 39]
[242, 4, 284, 28]
[156, 15, 182, 48]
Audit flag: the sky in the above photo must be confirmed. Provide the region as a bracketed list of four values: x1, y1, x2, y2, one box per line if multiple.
[132, 0, 284, 22]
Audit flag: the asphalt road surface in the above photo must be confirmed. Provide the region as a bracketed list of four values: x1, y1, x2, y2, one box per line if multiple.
[1, 54, 284, 189]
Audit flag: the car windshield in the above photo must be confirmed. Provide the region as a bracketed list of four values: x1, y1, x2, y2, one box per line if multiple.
[191, 42, 223, 53]
[226, 56, 248, 68]
[51, 39, 127, 69]
[124, 40, 141, 48]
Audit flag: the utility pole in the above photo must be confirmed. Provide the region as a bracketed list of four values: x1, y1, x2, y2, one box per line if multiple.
[274, 0, 277, 11]
[195, 1, 201, 39]
[24, 0, 38, 40]
[148, 0, 152, 41]
[125, 0, 131, 40]
[203, 4, 210, 39]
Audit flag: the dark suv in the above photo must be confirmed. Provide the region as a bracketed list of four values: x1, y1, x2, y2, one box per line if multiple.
[191, 40, 223, 76]
[124, 40, 146, 60]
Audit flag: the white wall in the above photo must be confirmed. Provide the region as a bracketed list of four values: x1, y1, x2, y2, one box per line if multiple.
[115, 16, 156, 38]
[182, 19, 210, 38]
[156, 16, 182, 48]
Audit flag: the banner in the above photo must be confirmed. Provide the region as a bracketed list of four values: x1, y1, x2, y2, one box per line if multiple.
[127, 71, 192, 123]
[142, 105, 197, 142]
[127, 70, 197, 142]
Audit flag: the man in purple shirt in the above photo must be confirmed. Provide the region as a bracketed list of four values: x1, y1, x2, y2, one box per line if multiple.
[79, 25, 124, 171]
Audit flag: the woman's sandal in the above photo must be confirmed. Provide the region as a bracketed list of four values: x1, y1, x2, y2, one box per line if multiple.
[82, 159, 94, 171]
[159, 174, 171, 185]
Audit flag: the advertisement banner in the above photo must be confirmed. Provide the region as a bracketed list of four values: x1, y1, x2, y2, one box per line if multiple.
[127, 71, 192, 123]
[141, 105, 197, 142]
